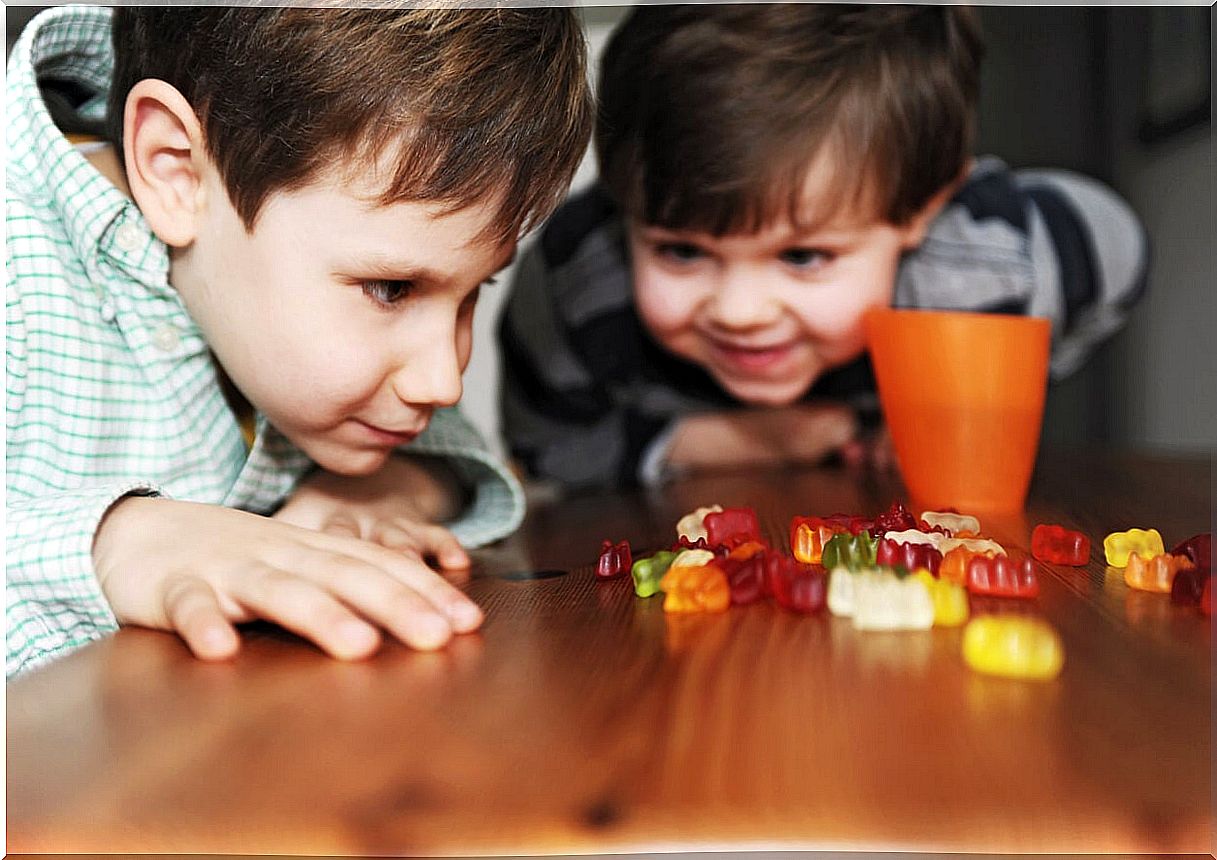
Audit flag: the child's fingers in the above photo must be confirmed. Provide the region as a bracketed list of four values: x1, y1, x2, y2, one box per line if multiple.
[422, 525, 471, 570]
[375, 521, 470, 570]
[313, 554, 463, 647]
[318, 512, 363, 540]
[163, 577, 240, 661]
[311, 536, 484, 635]
[234, 565, 382, 660]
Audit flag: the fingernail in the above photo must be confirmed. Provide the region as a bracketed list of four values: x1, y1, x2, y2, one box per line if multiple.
[199, 625, 238, 659]
[339, 620, 378, 654]
[447, 600, 483, 632]
[413, 614, 452, 649]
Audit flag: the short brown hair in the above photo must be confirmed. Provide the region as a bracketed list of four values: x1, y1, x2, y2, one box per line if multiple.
[596, 4, 984, 234]
[107, 7, 592, 245]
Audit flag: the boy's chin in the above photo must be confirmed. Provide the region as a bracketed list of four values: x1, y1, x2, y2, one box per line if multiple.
[302, 442, 394, 477]
[717, 377, 809, 408]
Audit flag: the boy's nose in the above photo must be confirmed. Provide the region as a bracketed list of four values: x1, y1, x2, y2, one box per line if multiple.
[708, 268, 781, 329]
[390, 338, 464, 409]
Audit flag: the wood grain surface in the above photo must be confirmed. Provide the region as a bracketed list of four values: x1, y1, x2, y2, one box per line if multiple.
[7, 448, 1212, 856]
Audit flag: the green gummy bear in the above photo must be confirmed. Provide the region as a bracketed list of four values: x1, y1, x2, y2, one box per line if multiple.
[822, 531, 877, 571]
[631, 551, 677, 598]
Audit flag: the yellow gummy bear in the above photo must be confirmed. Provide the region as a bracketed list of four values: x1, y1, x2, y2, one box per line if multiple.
[962, 616, 1064, 681]
[1103, 528, 1164, 568]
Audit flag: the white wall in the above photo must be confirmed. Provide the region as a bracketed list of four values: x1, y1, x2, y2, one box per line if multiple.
[1104, 9, 1215, 453]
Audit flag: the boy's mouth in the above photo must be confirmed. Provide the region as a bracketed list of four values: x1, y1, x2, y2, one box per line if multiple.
[708, 339, 796, 375]
[352, 419, 424, 447]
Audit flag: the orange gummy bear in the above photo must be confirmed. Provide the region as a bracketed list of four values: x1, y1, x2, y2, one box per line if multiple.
[1123, 552, 1195, 593]
[659, 564, 731, 613]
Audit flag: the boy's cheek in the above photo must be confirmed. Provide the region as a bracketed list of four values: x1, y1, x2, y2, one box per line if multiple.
[633, 278, 696, 335]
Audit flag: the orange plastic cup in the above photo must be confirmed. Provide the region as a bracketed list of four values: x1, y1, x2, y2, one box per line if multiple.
[865, 307, 1051, 512]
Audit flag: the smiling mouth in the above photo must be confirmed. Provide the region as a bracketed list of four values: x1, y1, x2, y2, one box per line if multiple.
[353, 420, 423, 446]
[710, 340, 795, 374]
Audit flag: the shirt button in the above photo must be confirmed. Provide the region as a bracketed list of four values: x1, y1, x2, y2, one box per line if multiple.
[115, 222, 142, 253]
[99, 302, 117, 323]
[151, 324, 181, 352]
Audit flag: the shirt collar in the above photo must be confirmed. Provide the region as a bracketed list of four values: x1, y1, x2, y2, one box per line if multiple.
[9, 5, 172, 297]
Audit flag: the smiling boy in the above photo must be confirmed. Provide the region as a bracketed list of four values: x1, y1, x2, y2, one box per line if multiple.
[6, 6, 591, 676]
[499, 4, 1147, 490]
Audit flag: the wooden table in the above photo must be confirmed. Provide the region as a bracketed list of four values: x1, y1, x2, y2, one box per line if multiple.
[7, 448, 1212, 856]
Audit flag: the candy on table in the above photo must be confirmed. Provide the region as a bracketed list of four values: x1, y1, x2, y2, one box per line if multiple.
[822, 512, 874, 535]
[822, 530, 877, 571]
[727, 540, 768, 561]
[827, 566, 856, 617]
[676, 504, 722, 543]
[920, 510, 981, 537]
[1123, 551, 1194, 593]
[718, 552, 767, 606]
[876, 536, 942, 575]
[966, 554, 1039, 599]
[1170, 533, 1211, 571]
[882, 528, 942, 548]
[1170, 565, 1212, 607]
[868, 501, 918, 538]
[631, 550, 677, 598]
[703, 506, 761, 548]
[659, 564, 730, 613]
[939, 545, 996, 586]
[961, 616, 1064, 680]
[595, 540, 632, 580]
[670, 548, 717, 569]
[1102, 528, 1164, 568]
[766, 554, 826, 613]
[1030, 524, 1090, 566]
[913, 569, 969, 627]
[883, 528, 1005, 559]
[672, 534, 721, 554]
[949, 536, 1006, 557]
[789, 516, 845, 564]
[851, 568, 934, 631]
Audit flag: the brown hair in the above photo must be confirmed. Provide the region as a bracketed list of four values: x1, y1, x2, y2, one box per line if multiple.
[107, 7, 592, 245]
[596, 4, 984, 234]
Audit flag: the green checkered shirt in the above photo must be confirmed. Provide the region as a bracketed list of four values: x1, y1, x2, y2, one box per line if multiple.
[5, 6, 525, 678]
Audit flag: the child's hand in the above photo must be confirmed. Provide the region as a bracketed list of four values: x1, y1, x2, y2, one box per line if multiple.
[273, 455, 469, 571]
[92, 496, 484, 662]
[666, 402, 859, 473]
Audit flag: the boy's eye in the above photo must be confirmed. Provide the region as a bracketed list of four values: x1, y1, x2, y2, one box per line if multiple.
[656, 242, 705, 263]
[780, 247, 834, 269]
[361, 279, 413, 307]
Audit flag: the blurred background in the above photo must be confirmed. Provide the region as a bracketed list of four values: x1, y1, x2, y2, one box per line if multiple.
[9, 3, 1213, 460]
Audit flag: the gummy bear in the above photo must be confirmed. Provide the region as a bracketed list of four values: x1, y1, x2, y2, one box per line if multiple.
[596, 540, 632, 580]
[1123, 552, 1194, 593]
[966, 555, 1039, 599]
[1031, 524, 1090, 566]
[962, 616, 1063, 680]
[1103, 528, 1165, 568]
[659, 564, 730, 613]
[631, 551, 677, 598]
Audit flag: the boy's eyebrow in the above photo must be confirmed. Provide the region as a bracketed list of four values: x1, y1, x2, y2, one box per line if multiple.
[637, 222, 863, 244]
[341, 256, 444, 282]
[336, 246, 517, 282]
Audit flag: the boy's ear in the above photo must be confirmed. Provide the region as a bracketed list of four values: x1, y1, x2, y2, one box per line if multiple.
[122, 79, 209, 248]
[897, 161, 972, 250]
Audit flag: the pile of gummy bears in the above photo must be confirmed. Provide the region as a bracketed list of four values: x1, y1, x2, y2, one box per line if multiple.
[595, 503, 1212, 682]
